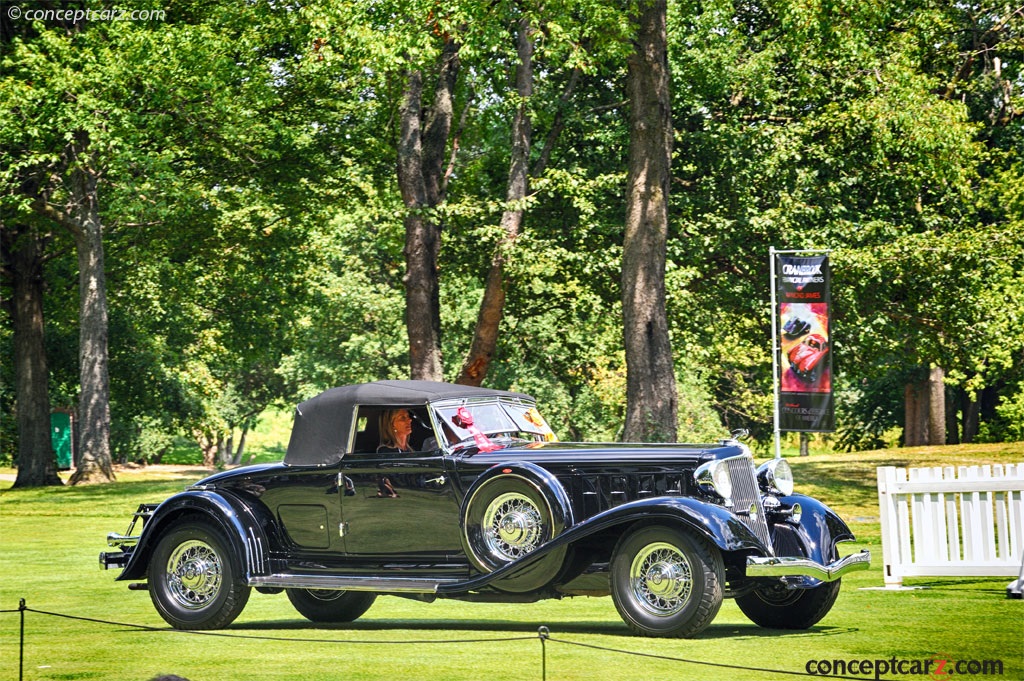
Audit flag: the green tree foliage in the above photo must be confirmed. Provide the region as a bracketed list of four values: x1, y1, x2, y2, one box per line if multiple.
[664, 0, 1022, 447]
[2, 0, 1022, 479]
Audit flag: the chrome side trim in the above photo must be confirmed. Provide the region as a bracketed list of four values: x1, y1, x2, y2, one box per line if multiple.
[248, 574, 464, 593]
[246, 528, 266, 575]
[746, 550, 871, 582]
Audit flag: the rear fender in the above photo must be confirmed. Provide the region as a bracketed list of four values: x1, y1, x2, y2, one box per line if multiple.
[117, 490, 272, 581]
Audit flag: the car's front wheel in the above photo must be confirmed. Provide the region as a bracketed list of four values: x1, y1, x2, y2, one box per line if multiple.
[735, 579, 841, 629]
[148, 520, 251, 630]
[286, 589, 377, 623]
[610, 525, 724, 638]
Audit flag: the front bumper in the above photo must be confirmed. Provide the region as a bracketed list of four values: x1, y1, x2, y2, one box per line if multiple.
[746, 550, 871, 582]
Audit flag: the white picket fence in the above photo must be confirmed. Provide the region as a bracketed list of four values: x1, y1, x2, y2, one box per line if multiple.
[876, 463, 1024, 588]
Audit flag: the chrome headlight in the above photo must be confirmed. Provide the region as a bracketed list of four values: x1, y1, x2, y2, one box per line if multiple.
[756, 458, 794, 496]
[695, 459, 733, 502]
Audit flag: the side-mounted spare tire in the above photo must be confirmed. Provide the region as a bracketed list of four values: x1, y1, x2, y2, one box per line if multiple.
[461, 462, 573, 593]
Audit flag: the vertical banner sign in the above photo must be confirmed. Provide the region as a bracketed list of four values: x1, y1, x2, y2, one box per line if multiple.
[776, 253, 834, 431]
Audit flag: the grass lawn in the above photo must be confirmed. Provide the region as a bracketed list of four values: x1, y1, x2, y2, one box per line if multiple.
[1, 442, 1022, 681]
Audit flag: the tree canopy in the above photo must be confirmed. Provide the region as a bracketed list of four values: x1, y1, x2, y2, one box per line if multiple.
[2, 0, 1022, 480]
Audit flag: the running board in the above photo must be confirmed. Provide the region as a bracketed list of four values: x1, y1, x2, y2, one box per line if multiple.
[249, 574, 464, 593]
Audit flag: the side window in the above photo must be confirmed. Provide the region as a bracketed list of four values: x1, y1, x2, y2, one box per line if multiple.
[408, 408, 433, 451]
[349, 406, 434, 455]
[351, 408, 381, 455]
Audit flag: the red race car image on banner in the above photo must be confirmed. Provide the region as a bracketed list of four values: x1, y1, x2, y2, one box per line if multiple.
[780, 303, 831, 392]
[776, 254, 834, 432]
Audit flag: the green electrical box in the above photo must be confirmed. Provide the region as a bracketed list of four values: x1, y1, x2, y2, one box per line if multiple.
[50, 412, 73, 470]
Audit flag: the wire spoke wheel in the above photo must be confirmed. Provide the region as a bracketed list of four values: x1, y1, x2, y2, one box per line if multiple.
[482, 492, 545, 561]
[611, 525, 723, 637]
[286, 588, 377, 623]
[164, 539, 223, 610]
[629, 542, 694, 618]
[736, 579, 841, 629]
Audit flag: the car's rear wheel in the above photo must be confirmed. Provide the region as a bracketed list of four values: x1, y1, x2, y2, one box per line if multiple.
[462, 470, 568, 593]
[149, 520, 250, 630]
[610, 525, 723, 638]
[286, 589, 377, 623]
[736, 579, 841, 629]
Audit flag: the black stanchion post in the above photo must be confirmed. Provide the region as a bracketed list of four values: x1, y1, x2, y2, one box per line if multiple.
[537, 626, 549, 681]
[19, 598, 26, 681]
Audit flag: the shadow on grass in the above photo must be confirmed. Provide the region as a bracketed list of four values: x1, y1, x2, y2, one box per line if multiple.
[896, 577, 1014, 594]
[221, 617, 859, 641]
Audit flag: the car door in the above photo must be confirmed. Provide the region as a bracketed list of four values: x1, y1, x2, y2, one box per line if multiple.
[338, 447, 465, 559]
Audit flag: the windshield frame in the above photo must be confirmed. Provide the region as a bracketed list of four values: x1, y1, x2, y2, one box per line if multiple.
[427, 396, 554, 454]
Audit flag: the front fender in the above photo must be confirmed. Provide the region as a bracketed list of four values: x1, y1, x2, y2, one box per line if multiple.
[764, 494, 857, 586]
[439, 495, 766, 594]
[557, 495, 768, 553]
[117, 489, 272, 581]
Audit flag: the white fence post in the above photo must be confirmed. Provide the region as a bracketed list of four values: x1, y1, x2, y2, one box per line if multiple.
[876, 462, 1024, 588]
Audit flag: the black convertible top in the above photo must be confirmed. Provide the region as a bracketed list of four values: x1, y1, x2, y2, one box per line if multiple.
[284, 380, 532, 466]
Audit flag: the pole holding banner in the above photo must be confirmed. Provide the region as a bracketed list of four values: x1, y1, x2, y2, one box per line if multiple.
[771, 248, 834, 459]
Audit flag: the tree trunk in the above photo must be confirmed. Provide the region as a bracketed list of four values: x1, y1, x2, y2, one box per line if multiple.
[621, 0, 677, 442]
[231, 427, 248, 466]
[904, 379, 925, 446]
[195, 429, 217, 467]
[927, 365, 946, 445]
[4, 223, 63, 488]
[799, 432, 810, 457]
[903, 365, 946, 447]
[68, 161, 115, 484]
[962, 390, 980, 443]
[946, 388, 961, 445]
[457, 18, 534, 386]
[397, 39, 459, 381]
[220, 431, 233, 466]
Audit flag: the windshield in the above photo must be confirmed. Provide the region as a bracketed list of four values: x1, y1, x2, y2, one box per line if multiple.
[429, 397, 557, 453]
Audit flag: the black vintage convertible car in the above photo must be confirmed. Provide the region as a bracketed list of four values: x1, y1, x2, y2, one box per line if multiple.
[100, 380, 869, 637]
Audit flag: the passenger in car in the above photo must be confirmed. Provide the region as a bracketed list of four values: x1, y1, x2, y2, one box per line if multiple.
[376, 408, 414, 498]
[377, 408, 414, 454]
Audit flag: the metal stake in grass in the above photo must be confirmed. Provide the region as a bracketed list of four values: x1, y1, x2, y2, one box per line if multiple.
[18, 598, 25, 681]
[538, 626, 549, 681]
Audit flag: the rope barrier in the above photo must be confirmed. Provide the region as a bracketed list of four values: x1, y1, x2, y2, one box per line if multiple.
[15, 605, 537, 645]
[3, 601, 897, 681]
[543, 634, 897, 681]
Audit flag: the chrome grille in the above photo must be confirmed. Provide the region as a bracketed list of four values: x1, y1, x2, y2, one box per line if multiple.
[726, 455, 773, 554]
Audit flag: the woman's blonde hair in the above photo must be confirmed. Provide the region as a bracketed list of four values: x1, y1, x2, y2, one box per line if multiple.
[378, 409, 409, 449]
